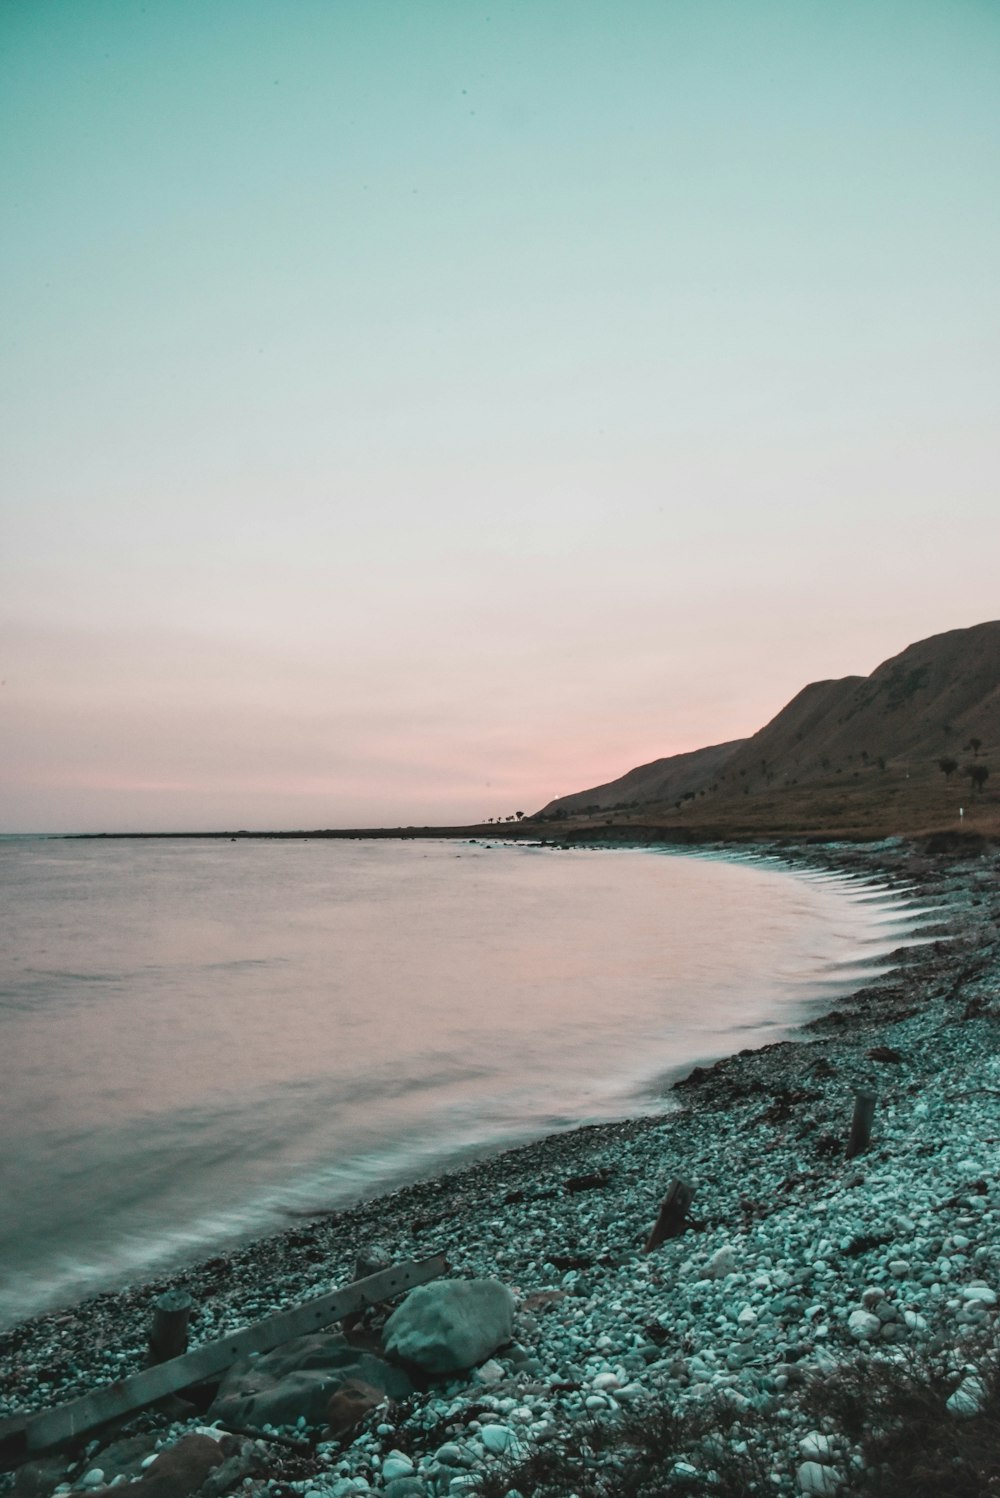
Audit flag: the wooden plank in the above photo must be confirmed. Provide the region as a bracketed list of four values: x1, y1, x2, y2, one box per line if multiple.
[21, 1254, 447, 1454]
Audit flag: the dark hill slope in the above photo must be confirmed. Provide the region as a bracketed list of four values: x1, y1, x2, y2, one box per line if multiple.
[535, 622, 1000, 836]
[720, 620, 1000, 788]
[539, 740, 745, 817]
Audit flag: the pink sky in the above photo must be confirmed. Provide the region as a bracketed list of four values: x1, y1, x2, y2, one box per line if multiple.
[3, 1, 999, 831]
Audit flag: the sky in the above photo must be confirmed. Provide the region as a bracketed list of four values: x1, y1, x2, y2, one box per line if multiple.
[2, 0, 998, 833]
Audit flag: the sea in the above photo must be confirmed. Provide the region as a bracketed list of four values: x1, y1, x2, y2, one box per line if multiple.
[0, 835, 933, 1330]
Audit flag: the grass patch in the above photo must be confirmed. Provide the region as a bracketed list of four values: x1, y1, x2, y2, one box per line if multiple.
[800, 1336, 1000, 1497]
[470, 1336, 1000, 1497]
[471, 1398, 783, 1497]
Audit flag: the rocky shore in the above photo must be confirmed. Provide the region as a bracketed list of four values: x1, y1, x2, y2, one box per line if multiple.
[2, 835, 999, 1497]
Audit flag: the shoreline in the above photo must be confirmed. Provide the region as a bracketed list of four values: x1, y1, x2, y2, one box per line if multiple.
[0, 838, 921, 1332]
[2, 834, 998, 1495]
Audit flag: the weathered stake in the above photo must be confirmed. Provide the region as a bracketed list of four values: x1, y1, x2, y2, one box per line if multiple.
[846, 1088, 877, 1159]
[147, 1289, 193, 1366]
[644, 1178, 694, 1252]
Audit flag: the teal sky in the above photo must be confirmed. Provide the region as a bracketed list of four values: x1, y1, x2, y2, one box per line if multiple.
[3, 0, 999, 831]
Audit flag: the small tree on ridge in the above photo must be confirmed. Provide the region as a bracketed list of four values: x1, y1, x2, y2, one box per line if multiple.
[965, 764, 989, 793]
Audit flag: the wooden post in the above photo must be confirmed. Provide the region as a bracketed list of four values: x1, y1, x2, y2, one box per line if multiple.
[342, 1250, 391, 1333]
[846, 1088, 877, 1159]
[147, 1290, 193, 1366]
[644, 1179, 694, 1252]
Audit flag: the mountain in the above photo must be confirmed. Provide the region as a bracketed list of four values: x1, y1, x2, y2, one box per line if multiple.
[723, 621, 1000, 783]
[537, 621, 1000, 838]
[538, 740, 746, 818]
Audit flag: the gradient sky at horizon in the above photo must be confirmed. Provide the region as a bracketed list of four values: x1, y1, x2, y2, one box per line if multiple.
[2, 0, 999, 832]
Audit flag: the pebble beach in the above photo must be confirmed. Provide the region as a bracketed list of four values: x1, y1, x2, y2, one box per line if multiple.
[2, 835, 999, 1497]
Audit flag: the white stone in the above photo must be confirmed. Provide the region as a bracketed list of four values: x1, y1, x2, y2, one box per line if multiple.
[847, 1309, 881, 1341]
[616, 1382, 646, 1401]
[381, 1453, 415, 1480]
[799, 1432, 834, 1462]
[961, 1285, 996, 1305]
[947, 1375, 987, 1417]
[797, 1459, 842, 1494]
[474, 1359, 505, 1384]
[591, 1371, 620, 1390]
[737, 1305, 758, 1328]
[480, 1425, 520, 1455]
[700, 1246, 736, 1280]
[80, 1472, 105, 1490]
[887, 1260, 911, 1277]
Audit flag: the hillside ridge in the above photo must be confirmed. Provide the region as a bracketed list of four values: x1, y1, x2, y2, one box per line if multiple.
[537, 621, 1000, 839]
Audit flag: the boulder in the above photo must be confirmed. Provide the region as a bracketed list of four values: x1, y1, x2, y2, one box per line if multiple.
[326, 1378, 388, 1436]
[383, 1279, 515, 1375]
[123, 1436, 226, 1498]
[208, 1331, 412, 1429]
[13, 1455, 70, 1498]
[68, 1436, 237, 1498]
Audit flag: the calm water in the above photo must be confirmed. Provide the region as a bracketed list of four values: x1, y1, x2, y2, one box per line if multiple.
[0, 837, 928, 1328]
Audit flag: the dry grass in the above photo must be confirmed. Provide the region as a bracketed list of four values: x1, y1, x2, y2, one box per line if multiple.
[801, 1337, 1000, 1497]
[521, 762, 1000, 844]
[469, 1339, 1000, 1498]
[470, 1397, 785, 1497]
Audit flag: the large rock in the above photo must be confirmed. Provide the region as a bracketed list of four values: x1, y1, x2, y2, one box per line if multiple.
[208, 1331, 412, 1429]
[107, 1437, 226, 1498]
[326, 1378, 388, 1436]
[383, 1278, 515, 1375]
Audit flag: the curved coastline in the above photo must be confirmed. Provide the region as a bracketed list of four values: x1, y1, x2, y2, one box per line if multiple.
[0, 838, 915, 1333]
[2, 835, 997, 1494]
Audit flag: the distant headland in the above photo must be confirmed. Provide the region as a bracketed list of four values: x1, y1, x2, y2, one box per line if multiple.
[75, 621, 999, 846]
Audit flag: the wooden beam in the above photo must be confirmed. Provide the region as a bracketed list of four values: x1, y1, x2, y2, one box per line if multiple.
[11, 1255, 446, 1456]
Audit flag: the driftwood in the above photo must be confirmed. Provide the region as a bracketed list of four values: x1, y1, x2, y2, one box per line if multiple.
[2, 1254, 447, 1458]
[846, 1088, 877, 1159]
[644, 1179, 694, 1252]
